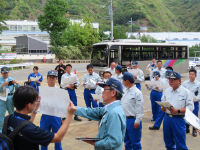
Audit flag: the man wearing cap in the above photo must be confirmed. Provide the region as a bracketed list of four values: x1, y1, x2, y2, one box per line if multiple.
[150, 60, 167, 81]
[182, 69, 200, 137]
[112, 65, 123, 83]
[161, 71, 194, 150]
[0, 67, 20, 133]
[126, 62, 132, 70]
[147, 58, 157, 71]
[149, 69, 172, 130]
[82, 64, 102, 111]
[60, 64, 82, 121]
[106, 62, 115, 73]
[55, 58, 66, 86]
[121, 72, 143, 150]
[40, 70, 63, 150]
[131, 61, 144, 91]
[145, 71, 167, 122]
[75, 78, 126, 150]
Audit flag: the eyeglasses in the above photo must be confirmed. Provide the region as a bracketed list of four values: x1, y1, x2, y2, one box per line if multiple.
[104, 88, 113, 91]
[169, 78, 179, 81]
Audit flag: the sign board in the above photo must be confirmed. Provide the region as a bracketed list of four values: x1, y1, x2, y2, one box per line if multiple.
[0, 53, 17, 60]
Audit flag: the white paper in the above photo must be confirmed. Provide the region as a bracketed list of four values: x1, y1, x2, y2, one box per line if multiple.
[39, 87, 70, 118]
[193, 97, 199, 102]
[145, 81, 159, 86]
[128, 69, 140, 76]
[155, 101, 174, 109]
[0, 87, 9, 101]
[184, 108, 200, 130]
[156, 83, 170, 90]
[84, 79, 97, 89]
[91, 94, 102, 100]
[30, 76, 41, 81]
[62, 76, 77, 87]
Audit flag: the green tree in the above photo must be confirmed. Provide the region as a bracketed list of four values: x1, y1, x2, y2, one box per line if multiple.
[38, 0, 69, 47]
[189, 44, 200, 57]
[113, 27, 127, 39]
[138, 34, 157, 43]
[0, 0, 8, 34]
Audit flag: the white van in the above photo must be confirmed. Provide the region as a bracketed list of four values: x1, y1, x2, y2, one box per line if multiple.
[189, 57, 200, 66]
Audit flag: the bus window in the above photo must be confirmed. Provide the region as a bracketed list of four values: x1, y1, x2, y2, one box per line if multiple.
[110, 50, 118, 63]
[122, 46, 140, 61]
[141, 46, 158, 60]
[160, 46, 174, 59]
[91, 45, 108, 66]
[175, 46, 187, 59]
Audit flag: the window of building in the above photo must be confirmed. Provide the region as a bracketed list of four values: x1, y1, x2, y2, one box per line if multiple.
[10, 25, 17, 31]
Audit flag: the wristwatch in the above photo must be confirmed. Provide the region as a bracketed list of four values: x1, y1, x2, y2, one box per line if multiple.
[178, 109, 180, 114]
[32, 110, 37, 114]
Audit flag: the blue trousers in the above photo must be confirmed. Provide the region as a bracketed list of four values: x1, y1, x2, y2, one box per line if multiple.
[40, 115, 62, 150]
[193, 101, 199, 117]
[124, 118, 142, 150]
[66, 89, 77, 106]
[99, 102, 104, 107]
[150, 90, 162, 120]
[0, 95, 14, 133]
[163, 114, 188, 150]
[84, 89, 98, 108]
[154, 110, 165, 128]
[135, 83, 141, 91]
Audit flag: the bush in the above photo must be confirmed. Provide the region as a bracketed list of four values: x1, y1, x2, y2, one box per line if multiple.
[9, 58, 25, 64]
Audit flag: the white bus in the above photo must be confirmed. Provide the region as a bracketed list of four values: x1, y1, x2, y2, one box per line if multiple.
[91, 40, 189, 77]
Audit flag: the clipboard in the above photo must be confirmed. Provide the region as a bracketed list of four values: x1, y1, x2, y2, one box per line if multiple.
[76, 138, 103, 141]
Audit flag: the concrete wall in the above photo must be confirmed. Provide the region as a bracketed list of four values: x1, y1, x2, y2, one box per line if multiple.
[17, 54, 56, 63]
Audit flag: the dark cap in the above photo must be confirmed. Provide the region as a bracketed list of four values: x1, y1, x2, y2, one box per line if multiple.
[1, 67, 9, 73]
[131, 61, 138, 66]
[115, 65, 122, 71]
[168, 71, 181, 79]
[122, 72, 134, 82]
[153, 71, 160, 77]
[47, 70, 57, 77]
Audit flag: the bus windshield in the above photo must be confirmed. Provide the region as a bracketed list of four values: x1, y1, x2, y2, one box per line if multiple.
[91, 45, 108, 67]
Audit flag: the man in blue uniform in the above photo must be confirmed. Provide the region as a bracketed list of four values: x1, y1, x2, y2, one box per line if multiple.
[0, 67, 20, 133]
[121, 72, 144, 150]
[112, 65, 123, 84]
[161, 71, 194, 150]
[4, 86, 77, 150]
[40, 70, 63, 150]
[28, 66, 43, 92]
[75, 78, 126, 150]
[82, 64, 102, 109]
[150, 60, 167, 81]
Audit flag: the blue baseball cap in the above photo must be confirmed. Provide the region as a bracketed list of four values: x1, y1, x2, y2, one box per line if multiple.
[168, 71, 181, 79]
[98, 78, 123, 93]
[153, 71, 160, 77]
[115, 65, 122, 71]
[47, 70, 57, 77]
[131, 61, 138, 66]
[122, 72, 134, 82]
[1, 67, 9, 73]
[165, 70, 173, 78]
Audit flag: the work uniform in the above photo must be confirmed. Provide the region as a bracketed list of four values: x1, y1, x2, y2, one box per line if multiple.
[147, 78, 165, 120]
[82, 72, 102, 108]
[162, 85, 194, 150]
[106, 67, 115, 72]
[121, 85, 144, 150]
[55, 64, 66, 85]
[112, 73, 123, 84]
[147, 62, 157, 71]
[28, 72, 43, 92]
[61, 72, 80, 106]
[75, 101, 126, 150]
[182, 79, 200, 117]
[0, 76, 20, 133]
[150, 68, 167, 81]
[95, 85, 105, 107]
[133, 69, 144, 91]
[40, 85, 62, 150]
[6, 111, 54, 150]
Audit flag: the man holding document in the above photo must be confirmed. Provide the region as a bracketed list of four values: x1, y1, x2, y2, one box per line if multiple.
[160, 71, 194, 150]
[75, 78, 126, 150]
[61, 64, 82, 121]
[0, 67, 20, 133]
[182, 69, 200, 136]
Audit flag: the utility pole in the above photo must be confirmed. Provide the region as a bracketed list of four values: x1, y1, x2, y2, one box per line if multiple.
[128, 18, 135, 39]
[110, 0, 113, 41]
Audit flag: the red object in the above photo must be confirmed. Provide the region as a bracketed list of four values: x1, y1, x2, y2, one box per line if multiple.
[43, 57, 46, 63]
[74, 70, 76, 74]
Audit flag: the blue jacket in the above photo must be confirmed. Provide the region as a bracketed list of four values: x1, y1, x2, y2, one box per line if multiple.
[0, 76, 20, 95]
[75, 101, 126, 150]
[28, 73, 43, 90]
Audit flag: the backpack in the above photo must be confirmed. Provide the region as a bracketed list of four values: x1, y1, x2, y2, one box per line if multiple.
[0, 115, 32, 150]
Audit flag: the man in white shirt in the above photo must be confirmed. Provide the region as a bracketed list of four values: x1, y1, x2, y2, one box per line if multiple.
[60, 64, 81, 121]
[106, 62, 116, 73]
[150, 60, 167, 81]
[131, 61, 144, 91]
[147, 58, 157, 71]
[126, 62, 132, 70]
[112, 65, 123, 84]
[182, 69, 200, 137]
[82, 64, 102, 112]
[121, 72, 144, 150]
[161, 71, 194, 150]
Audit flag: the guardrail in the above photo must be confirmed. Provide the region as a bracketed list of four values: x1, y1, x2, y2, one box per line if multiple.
[0, 63, 33, 70]
[56, 60, 91, 64]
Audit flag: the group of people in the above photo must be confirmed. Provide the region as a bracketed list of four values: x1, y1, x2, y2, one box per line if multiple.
[0, 58, 199, 150]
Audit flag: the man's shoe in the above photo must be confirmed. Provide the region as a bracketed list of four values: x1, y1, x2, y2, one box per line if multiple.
[186, 124, 190, 133]
[74, 115, 82, 121]
[88, 119, 92, 121]
[193, 128, 197, 137]
[149, 126, 159, 130]
[151, 119, 156, 121]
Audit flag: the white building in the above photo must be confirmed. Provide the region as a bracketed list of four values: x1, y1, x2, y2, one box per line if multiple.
[70, 19, 99, 30]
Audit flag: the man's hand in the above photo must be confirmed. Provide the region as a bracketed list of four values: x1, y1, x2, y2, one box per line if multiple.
[70, 84, 75, 89]
[145, 84, 148, 87]
[60, 67, 64, 71]
[96, 82, 98, 85]
[67, 101, 77, 115]
[169, 108, 178, 114]
[34, 96, 41, 111]
[82, 137, 95, 146]
[94, 99, 98, 102]
[1, 81, 9, 88]
[29, 79, 31, 82]
[57, 67, 59, 71]
[155, 87, 159, 89]
[195, 128, 200, 135]
[133, 75, 137, 79]
[12, 80, 18, 85]
[161, 107, 166, 112]
[134, 123, 140, 129]
[83, 82, 87, 85]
